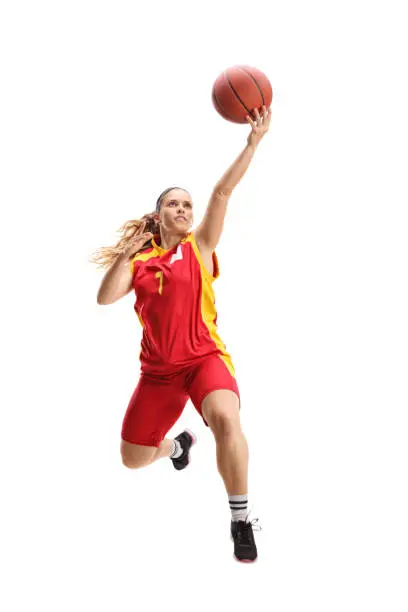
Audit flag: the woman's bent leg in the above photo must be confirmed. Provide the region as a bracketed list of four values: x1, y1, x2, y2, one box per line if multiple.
[121, 438, 174, 468]
[121, 371, 189, 465]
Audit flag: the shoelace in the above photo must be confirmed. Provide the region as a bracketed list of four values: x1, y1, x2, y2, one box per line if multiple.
[246, 505, 262, 531]
[247, 518, 262, 532]
[236, 507, 263, 545]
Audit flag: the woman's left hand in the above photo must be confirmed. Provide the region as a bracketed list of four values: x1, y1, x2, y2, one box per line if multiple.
[246, 105, 272, 148]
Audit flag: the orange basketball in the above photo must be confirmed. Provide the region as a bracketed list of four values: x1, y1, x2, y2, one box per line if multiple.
[212, 65, 273, 124]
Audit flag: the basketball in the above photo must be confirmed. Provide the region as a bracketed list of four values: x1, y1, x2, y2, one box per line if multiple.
[212, 65, 273, 124]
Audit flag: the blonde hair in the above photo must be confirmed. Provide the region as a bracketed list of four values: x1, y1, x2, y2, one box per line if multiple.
[90, 212, 159, 270]
[90, 187, 190, 270]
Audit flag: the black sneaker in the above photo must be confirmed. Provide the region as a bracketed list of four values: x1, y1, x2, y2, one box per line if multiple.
[170, 429, 197, 471]
[231, 516, 262, 563]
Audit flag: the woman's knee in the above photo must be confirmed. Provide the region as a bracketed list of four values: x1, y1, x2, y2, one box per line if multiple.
[120, 440, 158, 468]
[202, 390, 241, 436]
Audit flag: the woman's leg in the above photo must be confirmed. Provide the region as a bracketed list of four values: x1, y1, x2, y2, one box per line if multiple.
[120, 438, 174, 468]
[187, 355, 247, 494]
[187, 356, 258, 560]
[201, 389, 248, 494]
[120, 371, 189, 468]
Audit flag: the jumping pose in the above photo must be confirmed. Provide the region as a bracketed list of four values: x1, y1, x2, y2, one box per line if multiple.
[93, 106, 272, 562]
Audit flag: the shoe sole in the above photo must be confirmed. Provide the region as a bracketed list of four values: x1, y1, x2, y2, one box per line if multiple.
[233, 555, 257, 563]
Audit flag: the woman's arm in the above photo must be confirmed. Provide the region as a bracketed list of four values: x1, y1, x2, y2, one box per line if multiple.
[195, 106, 272, 251]
[97, 228, 153, 305]
[97, 254, 134, 305]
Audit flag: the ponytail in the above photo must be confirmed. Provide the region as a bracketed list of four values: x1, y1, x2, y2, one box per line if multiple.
[91, 187, 189, 269]
[90, 212, 159, 269]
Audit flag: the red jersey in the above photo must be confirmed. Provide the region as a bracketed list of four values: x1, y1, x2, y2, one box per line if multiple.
[130, 231, 235, 377]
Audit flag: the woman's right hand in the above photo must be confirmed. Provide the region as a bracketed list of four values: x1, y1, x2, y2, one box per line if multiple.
[121, 222, 154, 259]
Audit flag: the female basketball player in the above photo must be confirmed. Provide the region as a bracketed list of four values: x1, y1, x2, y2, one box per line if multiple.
[93, 105, 272, 562]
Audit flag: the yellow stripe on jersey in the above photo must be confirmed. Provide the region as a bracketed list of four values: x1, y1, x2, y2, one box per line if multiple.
[188, 232, 235, 377]
[187, 232, 220, 282]
[130, 249, 158, 276]
[130, 234, 191, 275]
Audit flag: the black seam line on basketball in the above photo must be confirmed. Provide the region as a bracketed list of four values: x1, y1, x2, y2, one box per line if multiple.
[237, 67, 265, 106]
[224, 71, 254, 119]
[213, 89, 235, 121]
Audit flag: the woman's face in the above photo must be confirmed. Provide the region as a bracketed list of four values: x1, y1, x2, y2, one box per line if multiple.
[154, 189, 193, 233]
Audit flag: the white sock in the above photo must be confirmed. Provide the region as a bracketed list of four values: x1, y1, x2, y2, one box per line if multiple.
[170, 439, 183, 459]
[229, 494, 248, 522]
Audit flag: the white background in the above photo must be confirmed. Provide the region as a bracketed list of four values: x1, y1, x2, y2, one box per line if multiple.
[1, 0, 407, 610]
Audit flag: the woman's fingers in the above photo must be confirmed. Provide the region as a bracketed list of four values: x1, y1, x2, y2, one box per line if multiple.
[136, 221, 146, 235]
[132, 232, 148, 244]
[246, 114, 256, 128]
[262, 105, 268, 122]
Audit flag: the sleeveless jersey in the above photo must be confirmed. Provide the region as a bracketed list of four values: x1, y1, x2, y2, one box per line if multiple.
[130, 231, 235, 377]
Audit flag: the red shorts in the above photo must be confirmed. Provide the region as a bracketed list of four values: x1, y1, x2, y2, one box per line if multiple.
[121, 353, 240, 447]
